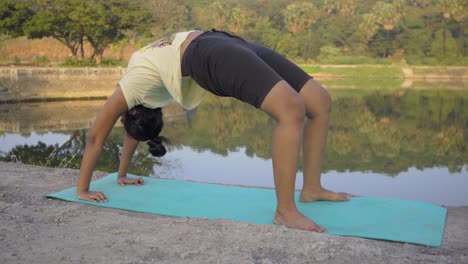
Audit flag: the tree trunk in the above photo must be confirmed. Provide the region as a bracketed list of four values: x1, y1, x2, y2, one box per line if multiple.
[443, 19, 447, 56]
[385, 29, 390, 58]
[63, 39, 78, 59]
[80, 36, 84, 59]
[96, 50, 103, 65]
[458, 23, 464, 56]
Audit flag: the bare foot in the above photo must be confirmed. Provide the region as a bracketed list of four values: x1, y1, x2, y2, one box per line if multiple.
[273, 209, 325, 232]
[300, 187, 350, 203]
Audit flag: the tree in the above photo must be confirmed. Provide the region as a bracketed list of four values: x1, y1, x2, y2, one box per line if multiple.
[71, 0, 153, 63]
[0, 0, 34, 38]
[23, 1, 83, 58]
[23, 0, 153, 63]
[228, 7, 252, 34]
[436, 0, 456, 56]
[208, 1, 230, 30]
[252, 17, 299, 58]
[408, 0, 434, 8]
[283, 2, 319, 35]
[281, 1, 320, 61]
[431, 29, 458, 60]
[323, 0, 356, 17]
[358, 13, 379, 52]
[145, 0, 190, 35]
[208, 1, 253, 34]
[450, 0, 467, 55]
[372, 1, 404, 57]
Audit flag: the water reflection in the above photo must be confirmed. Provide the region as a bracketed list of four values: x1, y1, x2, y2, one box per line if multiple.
[1, 88, 467, 205]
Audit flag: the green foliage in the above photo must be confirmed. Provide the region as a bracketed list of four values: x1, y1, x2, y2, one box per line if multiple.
[0, 0, 33, 37]
[206, 1, 255, 34]
[404, 29, 432, 57]
[301, 65, 402, 78]
[100, 58, 127, 67]
[318, 45, 342, 60]
[61, 58, 97, 67]
[21, 0, 153, 63]
[61, 57, 127, 67]
[372, 1, 402, 31]
[145, 0, 190, 36]
[283, 2, 319, 35]
[431, 29, 459, 60]
[1, 0, 467, 65]
[320, 56, 392, 65]
[13, 56, 20, 64]
[34, 55, 50, 66]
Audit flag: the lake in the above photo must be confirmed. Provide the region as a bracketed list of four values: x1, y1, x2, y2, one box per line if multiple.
[1, 83, 467, 206]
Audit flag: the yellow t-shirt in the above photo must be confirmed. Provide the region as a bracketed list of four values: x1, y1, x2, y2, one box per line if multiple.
[119, 30, 206, 110]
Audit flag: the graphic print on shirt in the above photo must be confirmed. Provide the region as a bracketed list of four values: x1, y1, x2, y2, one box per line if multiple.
[139, 33, 176, 53]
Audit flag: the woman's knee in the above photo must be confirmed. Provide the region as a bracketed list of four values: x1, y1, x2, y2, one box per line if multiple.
[300, 79, 332, 119]
[261, 81, 305, 124]
[320, 89, 332, 114]
[282, 95, 306, 125]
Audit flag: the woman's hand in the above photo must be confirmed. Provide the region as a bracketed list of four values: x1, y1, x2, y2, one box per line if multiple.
[77, 191, 108, 203]
[118, 176, 145, 187]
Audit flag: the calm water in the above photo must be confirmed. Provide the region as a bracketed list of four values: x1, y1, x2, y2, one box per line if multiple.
[1, 86, 467, 206]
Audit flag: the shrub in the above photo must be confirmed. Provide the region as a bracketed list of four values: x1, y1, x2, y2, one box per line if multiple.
[61, 58, 97, 67]
[34, 55, 50, 66]
[13, 56, 21, 65]
[61, 57, 127, 67]
[100, 58, 127, 67]
[405, 55, 422, 65]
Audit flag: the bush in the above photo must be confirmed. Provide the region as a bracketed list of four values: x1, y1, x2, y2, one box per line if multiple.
[13, 56, 21, 65]
[318, 46, 341, 58]
[405, 55, 422, 65]
[61, 58, 97, 67]
[34, 55, 50, 66]
[61, 57, 127, 67]
[100, 58, 127, 67]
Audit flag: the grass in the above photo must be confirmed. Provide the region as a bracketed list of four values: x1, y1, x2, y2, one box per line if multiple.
[321, 78, 403, 90]
[301, 65, 404, 79]
[411, 66, 468, 76]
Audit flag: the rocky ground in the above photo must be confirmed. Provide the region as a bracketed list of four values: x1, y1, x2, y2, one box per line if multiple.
[0, 161, 467, 264]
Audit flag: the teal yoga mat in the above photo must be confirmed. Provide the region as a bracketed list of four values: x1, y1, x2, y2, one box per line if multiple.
[47, 173, 447, 247]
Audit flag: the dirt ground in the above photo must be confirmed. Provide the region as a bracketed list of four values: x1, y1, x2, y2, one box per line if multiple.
[0, 161, 467, 264]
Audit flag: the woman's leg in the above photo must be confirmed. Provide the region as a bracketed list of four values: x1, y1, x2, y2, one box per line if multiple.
[298, 79, 349, 202]
[246, 41, 348, 203]
[261, 80, 325, 232]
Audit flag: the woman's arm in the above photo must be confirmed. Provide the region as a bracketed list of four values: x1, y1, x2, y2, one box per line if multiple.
[76, 86, 129, 202]
[116, 132, 145, 186]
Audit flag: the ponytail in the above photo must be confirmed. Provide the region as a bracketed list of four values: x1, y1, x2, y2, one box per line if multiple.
[147, 136, 169, 157]
[121, 105, 169, 157]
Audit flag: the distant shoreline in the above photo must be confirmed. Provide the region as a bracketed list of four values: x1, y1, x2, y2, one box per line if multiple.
[0, 65, 466, 103]
[1, 64, 467, 79]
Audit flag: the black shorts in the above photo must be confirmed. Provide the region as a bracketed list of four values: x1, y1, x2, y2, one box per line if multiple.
[181, 29, 313, 108]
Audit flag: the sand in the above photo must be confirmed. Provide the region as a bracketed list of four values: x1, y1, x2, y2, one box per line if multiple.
[0, 161, 467, 264]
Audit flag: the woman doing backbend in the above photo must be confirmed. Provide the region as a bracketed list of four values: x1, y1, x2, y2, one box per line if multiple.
[76, 29, 349, 232]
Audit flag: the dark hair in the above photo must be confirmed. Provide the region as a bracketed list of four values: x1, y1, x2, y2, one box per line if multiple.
[121, 105, 169, 157]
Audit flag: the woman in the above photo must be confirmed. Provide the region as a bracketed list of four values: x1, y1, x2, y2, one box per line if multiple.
[76, 29, 348, 232]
